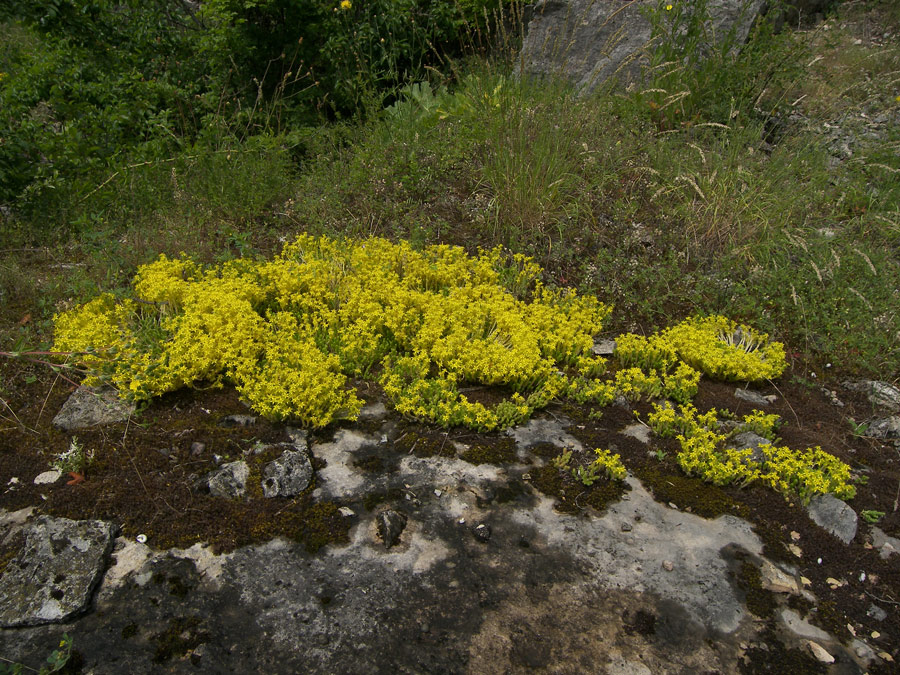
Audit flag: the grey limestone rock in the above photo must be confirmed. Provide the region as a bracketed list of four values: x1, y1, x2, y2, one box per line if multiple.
[0, 516, 116, 627]
[518, 0, 766, 95]
[734, 388, 770, 407]
[806, 494, 858, 545]
[727, 431, 772, 464]
[52, 386, 134, 430]
[262, 448, 313, 498]
[843, 380, 900, 412]
[864, 416, 900, 440]
[207, 461, 250, 498]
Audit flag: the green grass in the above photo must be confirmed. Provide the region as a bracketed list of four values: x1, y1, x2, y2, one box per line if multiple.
[2, 0, 899, 382]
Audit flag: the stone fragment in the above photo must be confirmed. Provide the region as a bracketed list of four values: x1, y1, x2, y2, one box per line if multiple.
[261, 447, 313, 498]
[781, 609, 831, 641]
[338, 507, 356, 518]
[734, 388, 770, 406]
[592, 338, 616, 356]
[871, 527, 900, 559]
[621, 522, 633, 533]
[219, 414, 257, 428]
[377, 510, 407, 549]
[759, 561, 801, 595]
[620, 423, 651, 444]
[472, 523, 492, 543]
[52, 387, 134, 430]
[867, 604, 887, 622]
[190, 442, 206, 456]
[285, 427, 309, 452]
[807, 494, 857, 544]
[33, 470, 62, 485]
[357, 401, 388, 421]
[865, 416, 900, 440]
[806, 641, 834, 664]
[853, 639, 875, 661]
[727, 431, 772, 464]
[661, 560, 674, 572]
[206, 461, 250, 498]
[0, 516, 116, 627]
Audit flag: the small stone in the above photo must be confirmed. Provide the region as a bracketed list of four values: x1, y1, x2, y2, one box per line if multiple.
[667, 502, 679, 511]
[662, 560, 674, 572]
[788, 544, 802, 558]
[790, 531, 801, 541]
[338, 507, 355, 518]
[190, 442, 206, 456]
[867, 604, 887, 622]
[33, 470, 62, 485]
[434, 489, 443, 497]
[472, 523, 492, 543]
[807, 641, 834, 664]
[878, 651, 893, 662]
[847, 623, 856, 636]
[826, 577, 845, 589]
[734, 388, 770, 406]
[206, 461, 250, 498]
[592, 338, 616, 356]
[219, 414, 257, 427]
[620, 522, 633, 532]
[800, 576, 812, 586]
[378, 510, 407, 549]
[871, 631, 880, 639]
[865, 416, 900, 440]
[261, 448, 313, 498]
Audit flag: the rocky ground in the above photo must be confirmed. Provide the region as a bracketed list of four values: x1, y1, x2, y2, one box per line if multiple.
[0, 367, 898, 673]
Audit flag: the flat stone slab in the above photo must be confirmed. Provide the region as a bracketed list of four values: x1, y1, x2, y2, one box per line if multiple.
[262, 448, 313, 498]
[807, 494, 857, 545]
[0, 516, 116, 627]
[53, 387, 135, 430]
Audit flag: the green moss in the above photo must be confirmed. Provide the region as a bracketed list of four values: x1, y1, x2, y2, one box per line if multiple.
[529, 464, 628, 515]
[302, 502, 350, 553]
[739, 627, 826, 674]
[528, 442, 563, 459]
[394, 431, 448, 457]
[634, 464, 748, 519]
[121, 622, 138, 639]
[736, 561, 778, 619]
[460, 437, 517, 465]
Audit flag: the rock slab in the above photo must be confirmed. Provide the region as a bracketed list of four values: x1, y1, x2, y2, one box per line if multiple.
[0, 516, 116, 627]
[52, 387, 134, 430]
[807, 494, 857, 545]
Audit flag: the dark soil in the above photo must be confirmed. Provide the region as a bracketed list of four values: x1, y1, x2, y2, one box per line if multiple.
[1, 356, 899, 666]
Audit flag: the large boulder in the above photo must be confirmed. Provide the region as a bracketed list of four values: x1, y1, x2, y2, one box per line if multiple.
[0, 516, 116, 627]
[517, 0, 786, 94]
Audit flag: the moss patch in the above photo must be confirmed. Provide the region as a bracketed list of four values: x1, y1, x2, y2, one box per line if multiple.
[460, 437, 517, 465]
[529, 464, 628, 515]
[736, 560, 778, 619]
[634, 465, 748, 519]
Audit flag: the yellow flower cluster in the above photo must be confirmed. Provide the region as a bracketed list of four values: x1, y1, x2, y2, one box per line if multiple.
[54, 235, 790, 434]
[592, 448, 627, 481]
[646, 403, 855, 502]
[662, 315, 787, 382]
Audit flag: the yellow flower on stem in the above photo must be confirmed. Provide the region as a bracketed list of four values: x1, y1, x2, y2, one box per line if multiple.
[340, 0, 352, 9]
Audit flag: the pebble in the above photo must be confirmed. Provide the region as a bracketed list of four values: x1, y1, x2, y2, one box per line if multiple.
[472, 523, 492, 543]
[620, 522, 633, 532]
[807, 641, 835, 664]
[33, 470, 62, 485]
[338, 507, 355, 518]
[190, 442, 206, 456]
[662, 560, 674, 572]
